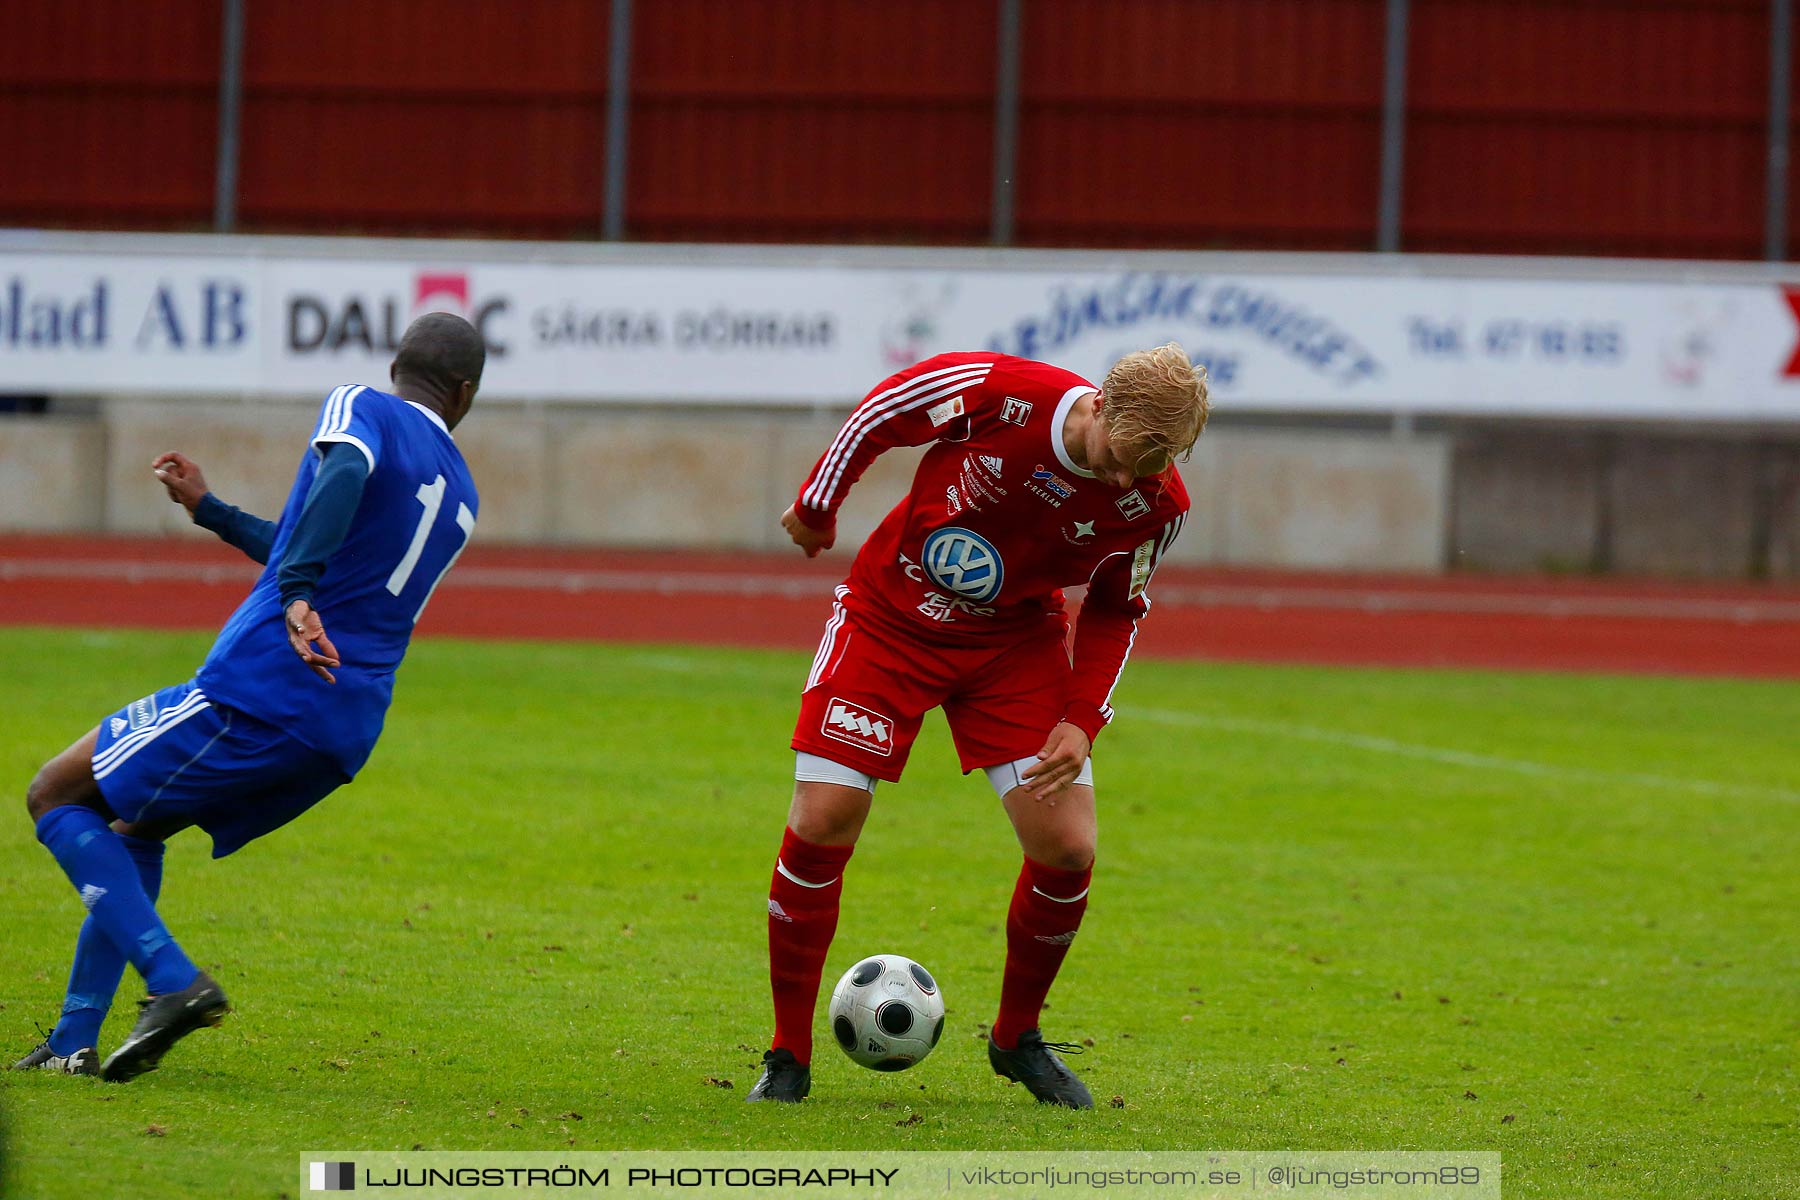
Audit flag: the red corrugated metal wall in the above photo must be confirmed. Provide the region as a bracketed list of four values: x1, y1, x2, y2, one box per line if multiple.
[1786, 12, 1800, 259]
[0, 0, 221, 230]
[1016, 0, 1386, 249]
[237, 0, 611, 238]
[0, 0, 1786, 258]
[1407, 0, 1768, 259]
[627, 0, 996, 243]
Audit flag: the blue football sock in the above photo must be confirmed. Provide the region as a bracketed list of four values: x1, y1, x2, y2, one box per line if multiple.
[35, 808, 196, 999]
[47, 834, 165, 1056]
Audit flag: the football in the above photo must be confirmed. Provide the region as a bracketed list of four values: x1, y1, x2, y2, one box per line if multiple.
[827, 954, 946, 1071]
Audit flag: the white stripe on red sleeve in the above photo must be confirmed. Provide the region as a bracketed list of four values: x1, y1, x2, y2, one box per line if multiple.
[800, 362, 991, 512]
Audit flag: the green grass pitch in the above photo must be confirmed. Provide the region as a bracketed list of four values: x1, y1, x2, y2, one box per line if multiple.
[0, 628, 1795, 1199]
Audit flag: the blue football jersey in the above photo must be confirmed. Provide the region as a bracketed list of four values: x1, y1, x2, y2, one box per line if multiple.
[196, 385, 479, 776]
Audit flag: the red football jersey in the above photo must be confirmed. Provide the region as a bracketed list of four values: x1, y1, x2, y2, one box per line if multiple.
[793, 352, 1189, 742]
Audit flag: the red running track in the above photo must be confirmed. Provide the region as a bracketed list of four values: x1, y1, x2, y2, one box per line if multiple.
[3, 534, 1799, 678]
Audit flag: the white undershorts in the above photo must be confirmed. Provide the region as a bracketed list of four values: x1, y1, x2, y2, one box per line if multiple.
[795, 751, 877, 793]
[982, 754, 1094, 798]
[793, 752, 1093, 799]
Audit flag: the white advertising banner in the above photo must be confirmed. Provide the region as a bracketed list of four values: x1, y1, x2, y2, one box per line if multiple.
[4, 237, 1800, 420]
[943, 270, 1800, 420]
[268, 260, 867, 400]
[0, 252, 262, 391]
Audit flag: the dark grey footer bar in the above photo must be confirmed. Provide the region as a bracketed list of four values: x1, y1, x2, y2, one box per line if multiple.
[300, 1151, 1502, 1199]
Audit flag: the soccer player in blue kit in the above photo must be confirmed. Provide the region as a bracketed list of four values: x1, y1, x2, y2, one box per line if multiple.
[13, 312, 483, 1083]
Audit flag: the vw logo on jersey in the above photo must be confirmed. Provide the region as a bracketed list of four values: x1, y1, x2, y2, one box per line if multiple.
[921, 527, 1004, 602]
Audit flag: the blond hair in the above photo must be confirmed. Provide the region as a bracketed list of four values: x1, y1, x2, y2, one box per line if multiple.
[1100, 342, 1210, 465]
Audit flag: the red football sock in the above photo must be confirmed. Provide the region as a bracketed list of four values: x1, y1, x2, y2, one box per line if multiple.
[992, 855, 1092, 1050]
[766, 826, 854, 1065]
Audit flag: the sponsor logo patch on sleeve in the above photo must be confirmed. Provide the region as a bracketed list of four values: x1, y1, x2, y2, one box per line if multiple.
[1128, 538, 1157, 599]
[925, 395, 966, 427]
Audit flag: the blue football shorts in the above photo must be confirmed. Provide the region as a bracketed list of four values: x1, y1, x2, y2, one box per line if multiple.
[90, 680, 350, 858]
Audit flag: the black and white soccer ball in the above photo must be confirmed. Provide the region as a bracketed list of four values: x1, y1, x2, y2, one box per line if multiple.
[827, 954, 946, 1071]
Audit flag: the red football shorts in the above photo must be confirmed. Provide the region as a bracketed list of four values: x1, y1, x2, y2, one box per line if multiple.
[791, 588, 1071, 782]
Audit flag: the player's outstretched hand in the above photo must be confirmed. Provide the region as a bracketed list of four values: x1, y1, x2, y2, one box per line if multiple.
[780, 505, 836, 558]
[151, 452, 209, 514]
[284, 599, 341, 684]
[1021, 720, 1092, 800]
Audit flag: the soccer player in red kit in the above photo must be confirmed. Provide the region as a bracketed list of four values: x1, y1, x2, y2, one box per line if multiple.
[746, 344, 1210, 1107]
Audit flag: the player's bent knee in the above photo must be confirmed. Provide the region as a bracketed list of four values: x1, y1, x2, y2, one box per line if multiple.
[1036, 839, 1096, 873]
[788, 790, 870, 846]
[789, 756, 875, 846]
[25, 737, 105, 824]
[26, 725, 106, 823]
[23, 775, 45, 822]
[24, 766, 67, 822]
[1001, 791, 1096, 870]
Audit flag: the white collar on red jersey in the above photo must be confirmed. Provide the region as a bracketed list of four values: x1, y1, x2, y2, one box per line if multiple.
[1050, 385, 1098, 479]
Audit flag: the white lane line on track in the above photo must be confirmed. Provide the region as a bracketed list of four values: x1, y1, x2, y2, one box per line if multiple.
[1134, 707, 1800, 804]
[0, 559, 264, 586]
[1146, 584, 1800, 623]
[7, 558, 1800, 622]
[0, 558, 826, 599]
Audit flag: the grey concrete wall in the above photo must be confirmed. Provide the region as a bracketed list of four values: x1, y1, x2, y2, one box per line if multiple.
[14, 401, 1457, 572]
[0, 418, 107, 531]
[88, 399, 931, 553]
[1768, 446, 1800, 577]
[104, 400, 307, 536]
[542, 412, 924, 550]
[1450, 428, 1800, 577]
[1451, 432, 1607, 573]
[23, 400, 1800, 577]
[1193, 431, 1451, 571]
[1609, 438, 1761, 576]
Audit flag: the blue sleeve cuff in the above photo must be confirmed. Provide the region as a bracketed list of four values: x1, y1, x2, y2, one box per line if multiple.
[192, 492, 277, 564]
[192, 492, 230, 531]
